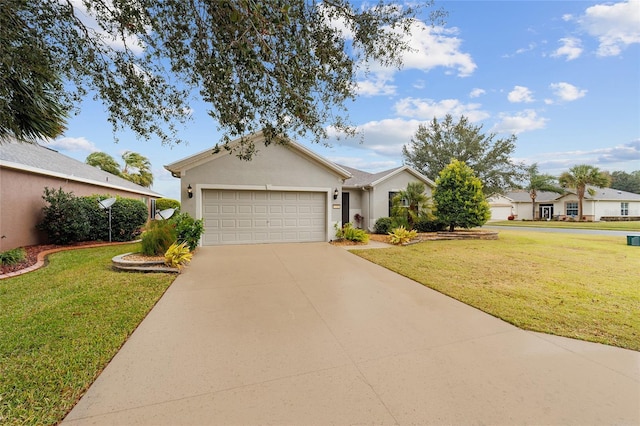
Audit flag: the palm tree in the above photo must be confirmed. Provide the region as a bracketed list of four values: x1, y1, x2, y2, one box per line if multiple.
[391, 181, 430, 229]
[524, 164, 564, 220]
[86, 152, 123, 176]
[121, 151, 153, 187]
[559, 164, 610, 221]
[85, 151, 154, 187]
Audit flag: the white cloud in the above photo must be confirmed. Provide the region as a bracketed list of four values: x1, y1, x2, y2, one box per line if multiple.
[355, 76, 397, 96]
[356, 20, 476, 95]
[469, 88, 486, 98]
[68, 0, 145, 55]
[327, 118, 423, 156]
[394, 97, 490, 122]
[493, 110, 548, 134]
[552, 37, 583, 60]
[520, 140, 640, 175]
[508, 86, 535, 103]
[327, 156, 399, 172]
[578, 0, 640, 56]
[49, 136, 99, 153]
[549, 82, 587, 102]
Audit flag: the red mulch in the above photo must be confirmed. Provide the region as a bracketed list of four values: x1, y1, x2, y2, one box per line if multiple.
[0, 242, 108, 275]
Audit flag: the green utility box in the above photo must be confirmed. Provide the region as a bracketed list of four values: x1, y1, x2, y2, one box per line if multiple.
[627, 235, 640, 246]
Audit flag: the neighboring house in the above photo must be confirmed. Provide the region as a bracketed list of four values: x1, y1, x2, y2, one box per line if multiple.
[164, 132, 434, 246]
[0, 140, 162, 251]
[493, 188, 640, 221]
[339, 164, 435, 231]
[486, 193, 514, 221]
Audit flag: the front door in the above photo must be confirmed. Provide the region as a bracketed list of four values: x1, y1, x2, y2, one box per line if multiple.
[342, 192, 350, 225]
[539, 204, 554, 220]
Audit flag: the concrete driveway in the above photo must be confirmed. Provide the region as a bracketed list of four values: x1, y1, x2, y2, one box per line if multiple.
[64, 243, 639, 425]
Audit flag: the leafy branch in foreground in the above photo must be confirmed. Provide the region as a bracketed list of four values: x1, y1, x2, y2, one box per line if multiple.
[3, 0, 444, 158]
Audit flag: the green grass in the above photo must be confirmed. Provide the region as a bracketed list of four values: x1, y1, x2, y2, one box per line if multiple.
[0, 243, 175, 426]
[353, 230, 640, 351]
[489, 220, 640, 231]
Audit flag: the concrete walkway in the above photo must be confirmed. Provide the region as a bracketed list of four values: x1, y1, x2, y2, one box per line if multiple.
[64, 243, 639, 425]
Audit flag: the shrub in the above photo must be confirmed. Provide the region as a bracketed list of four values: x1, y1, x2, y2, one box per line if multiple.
[109, 197, 148, 241]
[156, 198, 181, 212]
[413, 217, 446, 233]
[141, 221, 176, 256]
[170, 212, 204, 250]
[0, 248, 26, 265]
[38, 187, 91, 244]
[72, 195, 148, 242]
[335, 222, 369, 243]
[374, 217, 394, 234]
[165, 241, 193, 269]
[38, 189, 149, 244]
[388, 226, 417, 245]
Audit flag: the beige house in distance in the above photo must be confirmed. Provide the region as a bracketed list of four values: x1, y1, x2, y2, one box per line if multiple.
[493, 188, 640, 221]
[0, 140, 162, 251]
[165, 132, 434, 246]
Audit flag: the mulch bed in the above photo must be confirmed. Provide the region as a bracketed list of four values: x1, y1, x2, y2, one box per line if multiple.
[0, 241, 122, 275]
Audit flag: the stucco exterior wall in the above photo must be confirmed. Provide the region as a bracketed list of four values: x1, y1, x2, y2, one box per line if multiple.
[177, 143, 345, 241]
[0, 168, 155, 251]
[342, 189, 365, 228]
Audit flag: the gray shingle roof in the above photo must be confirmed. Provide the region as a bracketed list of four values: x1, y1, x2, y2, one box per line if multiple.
[0, 140, 162, 197]
[339, 164, 403, 187]
[505, 187, 640, 202]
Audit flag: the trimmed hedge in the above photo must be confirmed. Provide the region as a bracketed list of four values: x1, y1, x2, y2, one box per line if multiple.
[413, 217, 447, 232]
[38, 187, 148, 244]
[156, 198, 181, 212]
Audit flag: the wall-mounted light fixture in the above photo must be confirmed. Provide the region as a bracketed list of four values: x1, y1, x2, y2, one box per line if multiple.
[333, 188, 339, 200]
[187, 184, 193, 199]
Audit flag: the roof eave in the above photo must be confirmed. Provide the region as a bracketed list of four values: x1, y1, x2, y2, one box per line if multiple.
[1, 160, 162, 198]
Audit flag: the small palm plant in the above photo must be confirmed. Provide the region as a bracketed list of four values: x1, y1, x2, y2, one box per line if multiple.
[388, 226, 418, 245]
[164, 242, 193, 269]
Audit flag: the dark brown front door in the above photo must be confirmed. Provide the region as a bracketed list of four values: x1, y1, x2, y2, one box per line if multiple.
[342, 192, 350, 225]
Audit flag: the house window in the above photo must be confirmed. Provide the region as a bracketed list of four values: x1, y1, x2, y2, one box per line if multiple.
[388, 192, 399, 216]
[621, 202, 629, 216]
[150, 198, 157, 219]
[566, 202, 578, 217]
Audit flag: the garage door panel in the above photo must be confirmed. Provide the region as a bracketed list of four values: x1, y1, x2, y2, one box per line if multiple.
[203, 190, 326, 245]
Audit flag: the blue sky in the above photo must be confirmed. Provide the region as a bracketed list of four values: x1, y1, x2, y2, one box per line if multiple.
[48, 0, 640, 200]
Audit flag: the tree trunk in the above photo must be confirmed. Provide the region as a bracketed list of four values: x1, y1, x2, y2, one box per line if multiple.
[449, 223, 455, 232]
[577, 185, 585, 220]
[530, 191, 537, 220]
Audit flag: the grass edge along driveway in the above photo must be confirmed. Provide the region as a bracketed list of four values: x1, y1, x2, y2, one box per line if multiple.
[353, 230, 639, 352]
[0, 243, 176, 426]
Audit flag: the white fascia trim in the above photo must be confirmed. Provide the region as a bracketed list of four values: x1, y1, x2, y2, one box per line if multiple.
[369, 166, 435, 188]
[1, 160, 161, 198]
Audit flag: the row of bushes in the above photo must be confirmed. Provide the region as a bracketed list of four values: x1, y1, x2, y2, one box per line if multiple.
[38, 187, 149, 244]
[373, 216, 446, 234]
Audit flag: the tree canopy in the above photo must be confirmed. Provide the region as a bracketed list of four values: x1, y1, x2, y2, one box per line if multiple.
[86, 151, 153, 187]
[559, 164, 610, 220]
[433, 159, 490, 232]
[3, 0, 443, 157]
[0, 3, 68, 142]
[606, 170, 640, 194]
[402, 114, 523, 195]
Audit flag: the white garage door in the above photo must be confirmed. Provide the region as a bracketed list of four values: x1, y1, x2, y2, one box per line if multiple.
[202, 190, 326, 245]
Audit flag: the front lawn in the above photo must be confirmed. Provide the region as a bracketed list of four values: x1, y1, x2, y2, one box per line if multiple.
[0, 243, 175, 426]
[353, 230, 639, 351]
[488, 220, 640, 231]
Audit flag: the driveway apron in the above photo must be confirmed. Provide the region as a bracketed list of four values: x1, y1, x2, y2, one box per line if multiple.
[63, 243, 640, 425]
